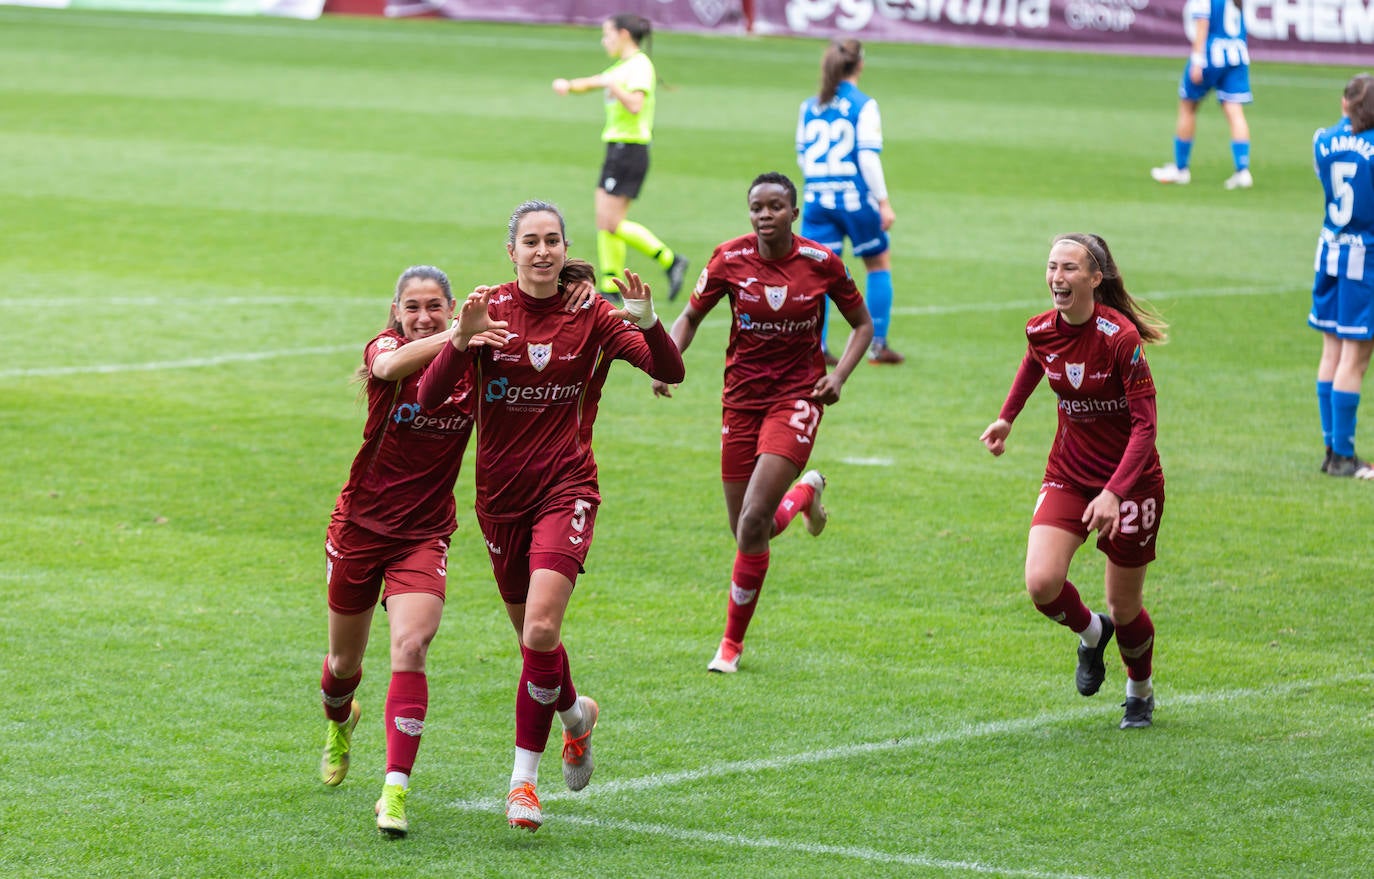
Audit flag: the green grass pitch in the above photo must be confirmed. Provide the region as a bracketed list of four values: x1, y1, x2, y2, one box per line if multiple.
[0, 8, 1370, 877]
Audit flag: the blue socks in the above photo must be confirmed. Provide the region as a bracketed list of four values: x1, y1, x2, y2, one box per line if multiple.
[866, 269, 893, 345]
[819, 267, 895, 352]
[1331, 389, 1360, 457]
[1318, 380, 1333, 450]
[1231, 140, 1251, 172]
[1174, 137, 1193, 171]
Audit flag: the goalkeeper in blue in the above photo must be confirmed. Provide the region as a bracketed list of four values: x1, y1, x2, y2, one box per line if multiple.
[1150, 0, 1253, 190]
[797, 38, 904, 365]
[1310, 73, 1374, 479]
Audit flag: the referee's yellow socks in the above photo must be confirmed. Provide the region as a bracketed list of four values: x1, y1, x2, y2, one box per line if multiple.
[596, 230, 627, 294]
[615, 220, 674, 269]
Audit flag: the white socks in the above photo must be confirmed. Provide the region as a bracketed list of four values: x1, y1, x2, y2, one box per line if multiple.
[1078, 613, 1104, 648]
[558, 700, 585, 735]
[510, 746, 541, 789]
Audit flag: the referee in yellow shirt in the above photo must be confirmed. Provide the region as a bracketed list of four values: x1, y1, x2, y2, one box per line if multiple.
[553, 13, 689, 301]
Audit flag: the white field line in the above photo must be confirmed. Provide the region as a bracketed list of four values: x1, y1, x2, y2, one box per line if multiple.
[2, 283, 1293, 379]
[554, 673, 1371, 801]
[552, 814, 1101, 879]
[442, 674, 1370, 877]
[839, 456, 894, 467]
[0, 284, 1294, 314]
[0, 297, 383, 307]
[0, 344, 357, 378]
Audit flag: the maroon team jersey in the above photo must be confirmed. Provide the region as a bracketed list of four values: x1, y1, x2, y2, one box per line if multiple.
[691, 233, 864, 410]
[1000, 304, 1163, 495]
[419, 283, 683, 521]
[331, 329, 476, 540]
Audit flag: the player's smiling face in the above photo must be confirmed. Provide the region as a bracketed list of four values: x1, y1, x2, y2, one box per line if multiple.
[392, 278, 453, 341]
[508, 210, 567, 294]
[1045, 240, 1101, 325]
[748, 183, 799, 248]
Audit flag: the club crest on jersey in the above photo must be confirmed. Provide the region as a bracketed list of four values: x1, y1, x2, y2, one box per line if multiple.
[799, 246, 829, 262]
[1066, 363, 1085, 389]
[528, 343, 552, 372]
[765, 285, 788, 311]
[375, 336, 399, 350]
[1095, 316, 1120, 336]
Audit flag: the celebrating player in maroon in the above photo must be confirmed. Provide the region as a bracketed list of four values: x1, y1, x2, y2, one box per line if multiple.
[318, 265, 483, 838]
[318, 264, 591, 838]
[419, 199, 684, 832]
[652, 171, 873, 674]
[980, 233, 1168, 730]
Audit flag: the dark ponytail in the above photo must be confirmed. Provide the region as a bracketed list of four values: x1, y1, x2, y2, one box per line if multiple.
[818, 39, 863, 105]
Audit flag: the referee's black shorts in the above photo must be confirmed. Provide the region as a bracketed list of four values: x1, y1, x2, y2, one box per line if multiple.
[597, 142, 650, 199]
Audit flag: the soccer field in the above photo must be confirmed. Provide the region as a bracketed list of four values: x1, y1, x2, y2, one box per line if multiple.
[1, 8, 1370, 878]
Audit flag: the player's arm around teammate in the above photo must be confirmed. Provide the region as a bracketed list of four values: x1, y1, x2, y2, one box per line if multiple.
[981, 234, 1168, 730]
[419, 200, 681, 834]
[316, 266, 474, 839]
[317, 264, 592, 839]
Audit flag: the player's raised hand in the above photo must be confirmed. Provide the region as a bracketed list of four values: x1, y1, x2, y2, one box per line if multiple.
[610, 270, 658, 329]
[454, 286, 510, 350]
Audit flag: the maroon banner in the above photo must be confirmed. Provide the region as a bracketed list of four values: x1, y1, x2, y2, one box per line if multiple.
[340, 0, 1374, 66]
[754, 0, 1374, 65]
[373, 0, 750, 31]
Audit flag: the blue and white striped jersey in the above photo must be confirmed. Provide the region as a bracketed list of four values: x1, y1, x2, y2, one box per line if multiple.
[1184, 0, 1249, 68]
[795, 81, 883, 213]
[1314, 118, 1374, 281]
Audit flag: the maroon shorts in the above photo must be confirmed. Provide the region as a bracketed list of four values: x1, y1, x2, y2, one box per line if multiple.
[720, 398, 823, 482]
[1031, 480, 1165, 568]
[325, 519, 450, 615]
[477, 493, 598, 604]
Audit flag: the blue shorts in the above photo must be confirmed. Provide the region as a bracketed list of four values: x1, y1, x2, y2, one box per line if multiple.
[801, 193, 889, 259]
[1178, 61, 1252, 104]
[1309, 239, 1374, 339]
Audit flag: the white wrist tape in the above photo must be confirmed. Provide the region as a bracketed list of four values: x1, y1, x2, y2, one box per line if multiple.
[623, 297, 657, 329]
